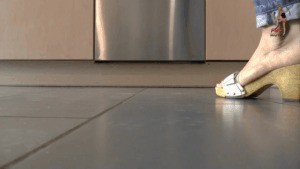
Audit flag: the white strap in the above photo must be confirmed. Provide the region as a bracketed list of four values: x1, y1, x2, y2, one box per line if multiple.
[221, 72, 246, 98]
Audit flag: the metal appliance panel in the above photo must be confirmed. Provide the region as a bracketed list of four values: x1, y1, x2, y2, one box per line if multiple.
[95, 0, 205, 61]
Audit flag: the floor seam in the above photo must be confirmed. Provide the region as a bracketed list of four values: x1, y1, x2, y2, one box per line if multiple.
[1, 88, 146, 169]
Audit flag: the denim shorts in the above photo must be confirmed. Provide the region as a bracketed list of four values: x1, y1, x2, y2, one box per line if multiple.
[254, 0, 300, 27]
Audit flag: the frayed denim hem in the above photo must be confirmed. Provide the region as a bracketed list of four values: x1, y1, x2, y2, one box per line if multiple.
[256, 2, 300, 28]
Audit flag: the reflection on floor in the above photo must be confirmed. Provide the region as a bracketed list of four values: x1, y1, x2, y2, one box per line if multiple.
[0, 87, 299, 169]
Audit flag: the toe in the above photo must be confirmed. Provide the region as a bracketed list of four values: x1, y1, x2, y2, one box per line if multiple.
[216, 83, 222, 88]
[215, 84, 226, 98]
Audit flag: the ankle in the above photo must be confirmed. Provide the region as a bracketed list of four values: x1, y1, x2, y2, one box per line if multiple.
[282, 20, 300, 44]
[258, 19, 300, 51]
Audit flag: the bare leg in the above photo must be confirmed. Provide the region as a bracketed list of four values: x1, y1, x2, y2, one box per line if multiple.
[282, 22, 286, 36]
[238, 19, 300, 86]
[223, 19, 300, 86]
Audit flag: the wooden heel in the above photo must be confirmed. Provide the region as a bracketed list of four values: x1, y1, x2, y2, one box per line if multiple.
[216, 64, 300, 101]
[274, 64, 300, 101]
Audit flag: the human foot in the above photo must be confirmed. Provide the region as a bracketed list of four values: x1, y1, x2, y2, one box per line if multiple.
[223, 19, 300, 87]
[216, 64, 300, 100]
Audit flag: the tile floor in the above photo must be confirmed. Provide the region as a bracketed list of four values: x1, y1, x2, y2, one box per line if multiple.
[0, 87, 299, 169]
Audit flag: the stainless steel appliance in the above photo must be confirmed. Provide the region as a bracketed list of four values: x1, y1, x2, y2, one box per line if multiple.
[95, 0, 205, 61]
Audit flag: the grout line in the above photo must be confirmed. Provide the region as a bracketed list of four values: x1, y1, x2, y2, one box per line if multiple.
[1, 88, 146, 169]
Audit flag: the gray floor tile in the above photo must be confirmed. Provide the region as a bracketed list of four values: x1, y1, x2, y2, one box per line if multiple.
[0, 117, 85, 168]
[0, 87, 143, 118]
[9, 88, 300, 169]
[258, 88, 300, 107]
[0, 87, 50, 98]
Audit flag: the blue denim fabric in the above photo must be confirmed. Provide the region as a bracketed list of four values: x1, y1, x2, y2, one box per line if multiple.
[254, 0, 300, 14]
[253, 0, 300, 27]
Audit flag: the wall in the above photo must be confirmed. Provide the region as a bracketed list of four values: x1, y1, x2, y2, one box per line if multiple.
[0, 0, 260, 60]
[206, 0, 261, 60]
[0, 0, 93, 60]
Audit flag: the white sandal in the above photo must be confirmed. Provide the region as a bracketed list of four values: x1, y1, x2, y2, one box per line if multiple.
[216, 65, 300, 101]
[216, 72, 246, 99]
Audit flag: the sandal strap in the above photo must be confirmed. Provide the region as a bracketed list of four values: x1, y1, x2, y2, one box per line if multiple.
[221, 72, 246, 98]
